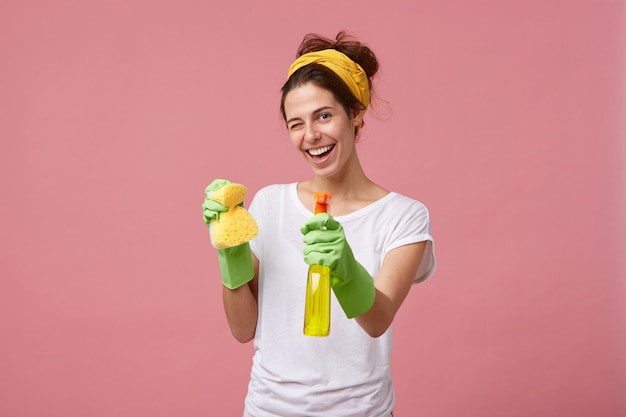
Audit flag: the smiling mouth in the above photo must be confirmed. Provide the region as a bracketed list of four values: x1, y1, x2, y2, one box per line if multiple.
[307, 145, 335, 158]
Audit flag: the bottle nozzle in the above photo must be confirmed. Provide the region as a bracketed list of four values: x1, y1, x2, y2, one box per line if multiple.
[313, 192, 331, 214]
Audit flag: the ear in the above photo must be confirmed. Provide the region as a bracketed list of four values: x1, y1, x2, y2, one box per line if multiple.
[351, 109, 364, 127]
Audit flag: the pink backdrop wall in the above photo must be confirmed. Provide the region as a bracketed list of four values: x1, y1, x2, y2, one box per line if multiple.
[1, 1, 624, 416]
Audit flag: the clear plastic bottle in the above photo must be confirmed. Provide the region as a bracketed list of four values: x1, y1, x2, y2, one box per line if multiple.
[303, 192, 332, 337]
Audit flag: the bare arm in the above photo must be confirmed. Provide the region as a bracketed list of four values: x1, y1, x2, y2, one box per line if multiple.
[355, 241, 427, 338]
[222, 254, 259, 343]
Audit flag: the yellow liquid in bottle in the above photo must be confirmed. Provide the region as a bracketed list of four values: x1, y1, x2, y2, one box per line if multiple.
[303, 264, 331, 336]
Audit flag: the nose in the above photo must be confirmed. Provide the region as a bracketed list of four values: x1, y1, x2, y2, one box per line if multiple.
[303, 123, 321, 142]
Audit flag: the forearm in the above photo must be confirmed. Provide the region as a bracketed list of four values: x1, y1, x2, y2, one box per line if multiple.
[220, 251, 259, 343]
[355, 242, 427, 338]
[354, 289, 396, 338]
[222, 280, 258, 343]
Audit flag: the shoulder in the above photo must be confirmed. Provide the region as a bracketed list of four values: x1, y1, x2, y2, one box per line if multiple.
[371, 192, 433, 238]
[252, 183, 294, 200]
[249, 183, 296, 214]
[385, 192, 431, 219]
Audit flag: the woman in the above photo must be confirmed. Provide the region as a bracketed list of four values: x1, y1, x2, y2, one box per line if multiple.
[203, 31, 436, 417]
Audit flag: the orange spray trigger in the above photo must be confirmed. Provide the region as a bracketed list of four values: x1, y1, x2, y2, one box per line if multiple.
[313, 192, 331, 214]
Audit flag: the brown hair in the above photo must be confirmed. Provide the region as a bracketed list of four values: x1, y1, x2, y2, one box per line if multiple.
[280, 31, 380, 135]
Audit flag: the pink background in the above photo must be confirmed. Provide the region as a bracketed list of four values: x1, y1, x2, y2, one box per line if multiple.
[1, 1, 625, 416]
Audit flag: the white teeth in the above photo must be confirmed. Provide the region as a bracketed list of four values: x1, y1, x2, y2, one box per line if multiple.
[308, 146, 333, 156]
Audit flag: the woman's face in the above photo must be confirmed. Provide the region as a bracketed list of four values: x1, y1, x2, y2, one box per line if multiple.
[283, 83, 363, 179]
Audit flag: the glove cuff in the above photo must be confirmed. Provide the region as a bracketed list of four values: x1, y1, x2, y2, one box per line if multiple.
[218, 242, 254, 289]
[332, 262, 375, 319]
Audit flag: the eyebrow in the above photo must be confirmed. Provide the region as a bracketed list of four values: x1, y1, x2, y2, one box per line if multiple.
[286, 106, 334, 125]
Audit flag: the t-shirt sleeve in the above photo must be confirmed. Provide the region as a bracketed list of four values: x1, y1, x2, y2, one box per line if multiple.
[385, 199, 436, 284]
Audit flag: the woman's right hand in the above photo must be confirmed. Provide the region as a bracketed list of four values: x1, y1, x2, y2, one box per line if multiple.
[202, 179, 232, 225]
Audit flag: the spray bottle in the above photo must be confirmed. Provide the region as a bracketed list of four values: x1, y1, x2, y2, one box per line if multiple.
[303, 192, 332, 337]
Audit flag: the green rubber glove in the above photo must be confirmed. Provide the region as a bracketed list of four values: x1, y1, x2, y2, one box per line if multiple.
[301, 213, 376, 318]
[202, 198, 228, 222]
[202, 179, 254, 289]
[215, 242, 254, 289]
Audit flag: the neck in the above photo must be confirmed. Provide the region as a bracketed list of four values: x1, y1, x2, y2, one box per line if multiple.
[309, 154, 369, 198]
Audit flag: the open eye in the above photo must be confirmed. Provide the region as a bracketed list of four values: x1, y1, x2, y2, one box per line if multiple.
[317, 112, 331, 122]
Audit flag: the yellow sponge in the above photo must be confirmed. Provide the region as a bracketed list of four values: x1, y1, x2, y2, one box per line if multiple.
[208, 183, 258, 249]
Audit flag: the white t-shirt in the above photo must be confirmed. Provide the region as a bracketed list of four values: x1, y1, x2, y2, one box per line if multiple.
[245, 183, 436, 417]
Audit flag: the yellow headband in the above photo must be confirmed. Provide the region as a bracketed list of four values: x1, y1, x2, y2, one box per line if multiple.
[287, 49, 371, 110]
